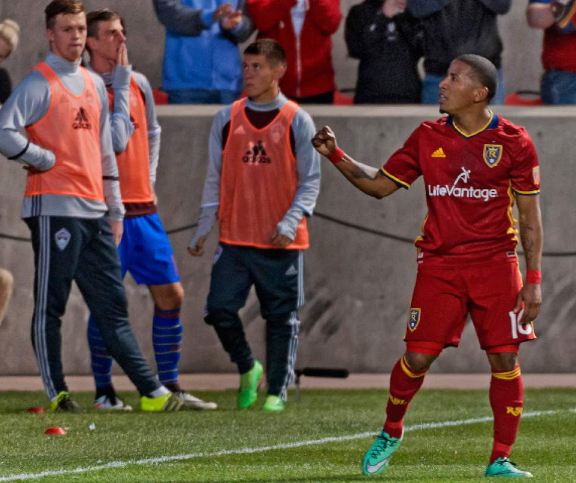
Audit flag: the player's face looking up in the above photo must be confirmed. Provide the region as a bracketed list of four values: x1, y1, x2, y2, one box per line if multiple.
[242, 53, 286, 103]
[438, 60, 489, 115]
[87, 18, 126, 63]
[47, 12, 87, 62]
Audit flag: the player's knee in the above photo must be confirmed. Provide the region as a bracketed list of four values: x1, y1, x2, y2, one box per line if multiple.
[154, 283, 184, 310]
[204, 309, 241, 329]
[487, 350, 518, 372]
[404, 351, 436, 373]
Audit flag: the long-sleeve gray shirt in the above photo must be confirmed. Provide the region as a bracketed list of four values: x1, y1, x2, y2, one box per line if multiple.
[0, 53, 124, 220]
[190, 93, 321, 247]
[89, 64, 162, 188]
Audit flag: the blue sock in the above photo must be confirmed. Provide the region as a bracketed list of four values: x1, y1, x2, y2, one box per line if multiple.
[153, 306, 182, 387]
[87, 315, 113, 391]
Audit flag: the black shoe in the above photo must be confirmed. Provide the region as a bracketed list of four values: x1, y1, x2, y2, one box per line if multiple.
[49, 391, 81, 412]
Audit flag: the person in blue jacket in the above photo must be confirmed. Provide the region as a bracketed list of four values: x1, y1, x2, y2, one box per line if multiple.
[153, 0, 253, 104]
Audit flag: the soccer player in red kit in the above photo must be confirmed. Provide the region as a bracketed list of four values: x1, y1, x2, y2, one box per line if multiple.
[312, 54, 542, 478]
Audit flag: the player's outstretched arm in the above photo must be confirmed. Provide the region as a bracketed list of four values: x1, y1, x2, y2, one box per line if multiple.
[515, 194, 543, 323]
[311, 126, 399, 199]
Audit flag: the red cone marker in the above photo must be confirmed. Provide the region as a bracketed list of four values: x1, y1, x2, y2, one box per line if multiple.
[27, 406, 45, 414]
[44, 426, 67, 435]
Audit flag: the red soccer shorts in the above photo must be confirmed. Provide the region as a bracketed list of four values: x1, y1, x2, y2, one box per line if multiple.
[404, 253, 537, 351]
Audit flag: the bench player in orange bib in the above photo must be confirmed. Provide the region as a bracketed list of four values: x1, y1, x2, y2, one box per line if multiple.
[188, 39, 320, 413]
[84, 8, 216, 411]
[0, 0, 182, 412]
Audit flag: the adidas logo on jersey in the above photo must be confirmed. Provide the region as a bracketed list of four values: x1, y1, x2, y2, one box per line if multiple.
[243, 140, 271, 164]
[431, 147, 446, 158]
[72, 107, 91, 130]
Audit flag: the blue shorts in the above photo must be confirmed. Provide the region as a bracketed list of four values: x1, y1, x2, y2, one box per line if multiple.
[118, 213, 180, 286]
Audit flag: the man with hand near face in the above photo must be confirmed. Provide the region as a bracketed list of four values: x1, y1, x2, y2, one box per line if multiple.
[84, 8, 216, 411]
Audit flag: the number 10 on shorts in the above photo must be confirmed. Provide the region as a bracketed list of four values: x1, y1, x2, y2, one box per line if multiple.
[508, 310, 533, 339]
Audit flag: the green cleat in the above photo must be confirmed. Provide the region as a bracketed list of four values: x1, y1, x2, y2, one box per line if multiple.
[140, 392, 183, 412]
[263, 395, 285, 412]
[237, 360, 263, 409]
[49, 391, 81, 412]
[362, 430, 403, 476]
[485, 457, 533, 478]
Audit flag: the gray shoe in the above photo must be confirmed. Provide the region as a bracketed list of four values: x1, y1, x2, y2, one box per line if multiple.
[175, 391, 217, 410]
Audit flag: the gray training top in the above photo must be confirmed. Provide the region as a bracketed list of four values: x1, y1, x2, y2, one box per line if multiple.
[0, 53, 124, 220]
[189, 92, 321, 247]
[89, 63, 161, 187]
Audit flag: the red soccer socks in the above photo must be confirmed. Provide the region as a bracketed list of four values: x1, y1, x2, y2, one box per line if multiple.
[383, 356, 427, 438]
[489, 365, 523, 463]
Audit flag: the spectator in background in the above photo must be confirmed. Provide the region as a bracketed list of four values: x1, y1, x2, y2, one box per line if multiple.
[345, 0, 422, 104]
[247, 0, 341, 104]
[527, 1, 576, 104]
[0, 19, 20, 103]
[153, 0, 253, 104]
[408, 0, 511, 104]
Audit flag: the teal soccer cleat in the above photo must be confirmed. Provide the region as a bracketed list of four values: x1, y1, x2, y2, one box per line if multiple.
[362, 430, 403, 476]
[485, 457, 533, 478]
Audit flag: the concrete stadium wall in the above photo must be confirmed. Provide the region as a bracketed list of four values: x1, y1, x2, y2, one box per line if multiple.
[1, 106, 575, 377]
[1, 1, 543, 99]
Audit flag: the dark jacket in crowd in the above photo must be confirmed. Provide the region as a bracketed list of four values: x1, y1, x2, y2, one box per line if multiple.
[408, 0, 511, 76]
[346, 0, 423, 103]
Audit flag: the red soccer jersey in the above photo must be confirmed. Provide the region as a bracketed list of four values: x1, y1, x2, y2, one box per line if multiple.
[382, 114, 540, 259]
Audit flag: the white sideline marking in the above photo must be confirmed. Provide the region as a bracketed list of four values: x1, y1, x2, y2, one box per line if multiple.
[0, 408, 569, 481]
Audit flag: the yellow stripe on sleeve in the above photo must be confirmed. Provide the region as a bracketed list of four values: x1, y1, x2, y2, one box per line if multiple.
[381, 168, 410, 189]
[512, 188, 540, 196]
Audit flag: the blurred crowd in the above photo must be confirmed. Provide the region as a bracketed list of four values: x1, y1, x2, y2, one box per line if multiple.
[2, 0, 576, 109]
[151, 0, 576, 106]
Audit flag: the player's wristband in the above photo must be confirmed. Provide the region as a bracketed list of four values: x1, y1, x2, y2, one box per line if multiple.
[525, 270, 542, 285]
[328, 147, 346, 165]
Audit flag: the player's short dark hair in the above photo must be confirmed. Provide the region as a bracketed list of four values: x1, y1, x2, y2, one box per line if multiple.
[243, 39, 287, 66]
[455, 54, 498, 102]
[45, 0, 85, 29]
[86, 9, 125, 39]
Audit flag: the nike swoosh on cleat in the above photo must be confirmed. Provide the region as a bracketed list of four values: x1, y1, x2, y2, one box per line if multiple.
[365, 458, 389, 473]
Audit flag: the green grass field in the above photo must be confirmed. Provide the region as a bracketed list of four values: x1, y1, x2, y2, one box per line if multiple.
[0, 388, 574, 482]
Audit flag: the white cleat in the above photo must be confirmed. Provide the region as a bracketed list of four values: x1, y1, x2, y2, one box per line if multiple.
[94, 395, 133, 411]
[175, 391, 217, 410]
